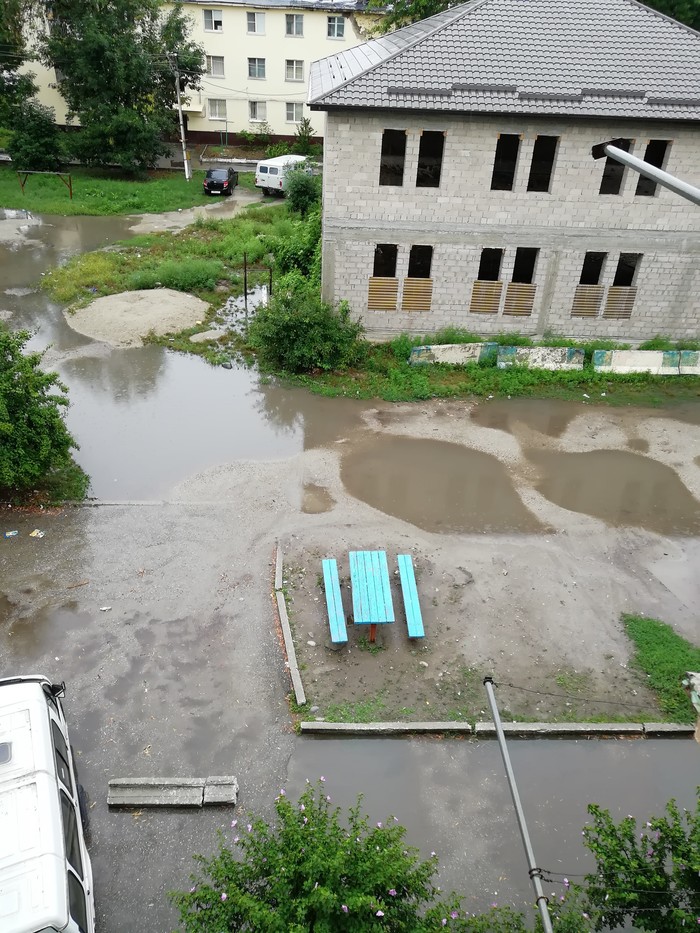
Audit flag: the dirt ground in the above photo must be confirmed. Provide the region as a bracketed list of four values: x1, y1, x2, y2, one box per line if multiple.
[274, 398, 700, 724]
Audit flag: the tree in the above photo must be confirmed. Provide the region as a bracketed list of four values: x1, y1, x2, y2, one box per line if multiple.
[35, 0, 204, 172]
[0, 0, 38, 125]
[0, 328, 83, 497]
[7, 99, 64, 169]
[581, 794, 700, 931]
[367, 0, 700, 35]
[285, 166, 321, 217]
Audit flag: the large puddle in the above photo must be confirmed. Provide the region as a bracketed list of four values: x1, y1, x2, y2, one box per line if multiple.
[528, 449, 700, 534]
[341, 435, 543, 533]
[470, 397, 581, 438]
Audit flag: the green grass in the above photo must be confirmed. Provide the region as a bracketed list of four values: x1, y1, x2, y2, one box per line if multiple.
[0, 164, 257, 215]
[325, 695, 386, 723]
[622, 614, 700, 722]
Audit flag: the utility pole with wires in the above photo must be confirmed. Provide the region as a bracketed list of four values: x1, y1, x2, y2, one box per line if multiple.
[168, 52, 191, 181]
[483, 676, 555, 933]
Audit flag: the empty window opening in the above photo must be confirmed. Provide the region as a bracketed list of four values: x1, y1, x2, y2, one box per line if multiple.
[408, 245, 433, 278]
[527, 136, 558, 192]
[379, 130, 406, 186]
[373, 244, 398, 277]
[612, 253, 642, 287]
[490, 134, 520, 190]
[579, 252, 606, 285]
[478, 247, 503, 280]
[511, 247, 538, 284]
[416, 131, 445, 188]
[636, 140, 671, 196]
[599, 138, 631, 195]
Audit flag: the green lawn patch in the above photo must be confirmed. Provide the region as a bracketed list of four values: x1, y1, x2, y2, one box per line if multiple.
[0, 164, 256, 216]
[622, 614, 700, 722]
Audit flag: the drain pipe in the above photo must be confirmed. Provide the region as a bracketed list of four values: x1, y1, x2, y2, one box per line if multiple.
[483, 677, 554, 933]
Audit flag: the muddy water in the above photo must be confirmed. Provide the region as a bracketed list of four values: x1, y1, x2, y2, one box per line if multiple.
[528, 449, 700, 534]
[341, 435, 544, 533]
[470, 397, 581, 438]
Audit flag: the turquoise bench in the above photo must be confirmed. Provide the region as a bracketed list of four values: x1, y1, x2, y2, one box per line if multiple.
[322, 558, 348, 644]
[397, 554, 424, 639]
[349, 550, 395, 644]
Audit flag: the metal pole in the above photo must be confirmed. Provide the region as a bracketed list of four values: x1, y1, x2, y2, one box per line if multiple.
[244, 253, 248, 316]
[483, 677, 554, 933]
[169, 53, 191, 182]
[592, 140, 700, 206]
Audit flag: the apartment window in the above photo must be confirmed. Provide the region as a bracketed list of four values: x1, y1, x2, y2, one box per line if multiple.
[286, 102, 303, 122]
[478, 248, 503, 280]
[490, 134, 520, 190]
[599, 138, 631, 194]
[327, 15, 345, 38]
[636, 140, 671, 196]
[249, 100, 267, 122]
[579, 252, 606, 285]
[248, 57, 266, 79]
[373, 244, 398, 277]
[612, 253, 642, 287]
[286, 13, 303, 35]
[247, 11, 264, 33]
[408, 245, 433, 278]
[285, 59, 304, 81]
[208, 99, 226, 120]
[416, 131, 445, 188]
[204, 9, 223, 31]
[205, 55, 224, 77]
[511, 248, 538, 284]
[527, 136, 558, 192]
[378, 129, 406, 186]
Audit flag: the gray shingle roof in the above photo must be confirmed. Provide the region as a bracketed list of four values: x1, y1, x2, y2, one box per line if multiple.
[308, 0, 700, 121]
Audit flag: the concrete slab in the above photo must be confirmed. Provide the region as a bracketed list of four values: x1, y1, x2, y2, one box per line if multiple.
[300, 721, 472, 735]
[275, 543, 283, 591]
[276, 590, 307, 706]
[592, 349, 683, 375]
[497, 346, 584, 371]
[642, 723, 695, 736]
[203, 776, 239, 805]
[474, 722, 644, 736]
[108, 778, 205, 808]
[409, 343, 492, 365]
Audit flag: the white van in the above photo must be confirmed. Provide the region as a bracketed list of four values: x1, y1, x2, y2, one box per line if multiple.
[255, 154, 309, 196]
[0, 676, 95, 933]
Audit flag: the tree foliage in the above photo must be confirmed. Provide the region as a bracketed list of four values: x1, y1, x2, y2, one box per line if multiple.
[0, 328, 81, 496]
[247, 278, 365, 373]
[285, 165, 322, 217]
[7, 100, 64, 169]
[581, 795, 700, 931]
[0, 0, 38, 124]
[35, 0, 204, 171]
[368, 0, 700, 35]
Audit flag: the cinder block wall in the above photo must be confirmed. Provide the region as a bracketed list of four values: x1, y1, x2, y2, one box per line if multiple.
[320, 110, 700, 340]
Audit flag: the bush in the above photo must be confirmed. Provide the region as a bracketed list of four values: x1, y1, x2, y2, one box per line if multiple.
[285, 166, 321, 216]
[172, 781, 466, 932]
[271, 206, 321, 278]
[266, 141, 292, 158]
[247, 281, 365, 373]
[8, 101, 64, 170]
[0, 328, 85, 498]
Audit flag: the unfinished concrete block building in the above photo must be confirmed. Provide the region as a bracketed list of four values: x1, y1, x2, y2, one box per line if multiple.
[308, 0, 700, 340]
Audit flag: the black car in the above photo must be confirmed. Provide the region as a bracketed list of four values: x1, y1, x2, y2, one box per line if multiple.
[203, 167, 238, 196]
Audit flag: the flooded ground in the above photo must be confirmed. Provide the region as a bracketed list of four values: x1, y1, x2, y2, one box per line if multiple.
[1, 208, 700, 932]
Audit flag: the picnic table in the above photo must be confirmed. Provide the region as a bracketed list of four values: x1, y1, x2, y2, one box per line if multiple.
[349, 550, 395, 643]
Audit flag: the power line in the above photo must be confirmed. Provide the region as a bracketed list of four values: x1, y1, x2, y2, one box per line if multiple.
[494, 679, 662, 714]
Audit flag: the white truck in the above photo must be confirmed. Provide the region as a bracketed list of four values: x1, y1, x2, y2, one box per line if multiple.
[255, 154, 309, 196]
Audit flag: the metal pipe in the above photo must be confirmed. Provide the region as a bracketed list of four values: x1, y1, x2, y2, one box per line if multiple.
[591, 140, 700, 206]
[483, 677, 554, 933]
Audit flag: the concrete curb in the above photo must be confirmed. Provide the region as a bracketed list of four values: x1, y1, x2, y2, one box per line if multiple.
[107, 776, 238, 808]
[299, 721, 694, 738]
[274, 544, 306, 706]
[300, 721, 472, 735]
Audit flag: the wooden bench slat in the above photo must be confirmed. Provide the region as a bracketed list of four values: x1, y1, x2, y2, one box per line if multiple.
[397, 554, 424, 638]
[349, 551, 395, 624]
[322, 558, 347, 644]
